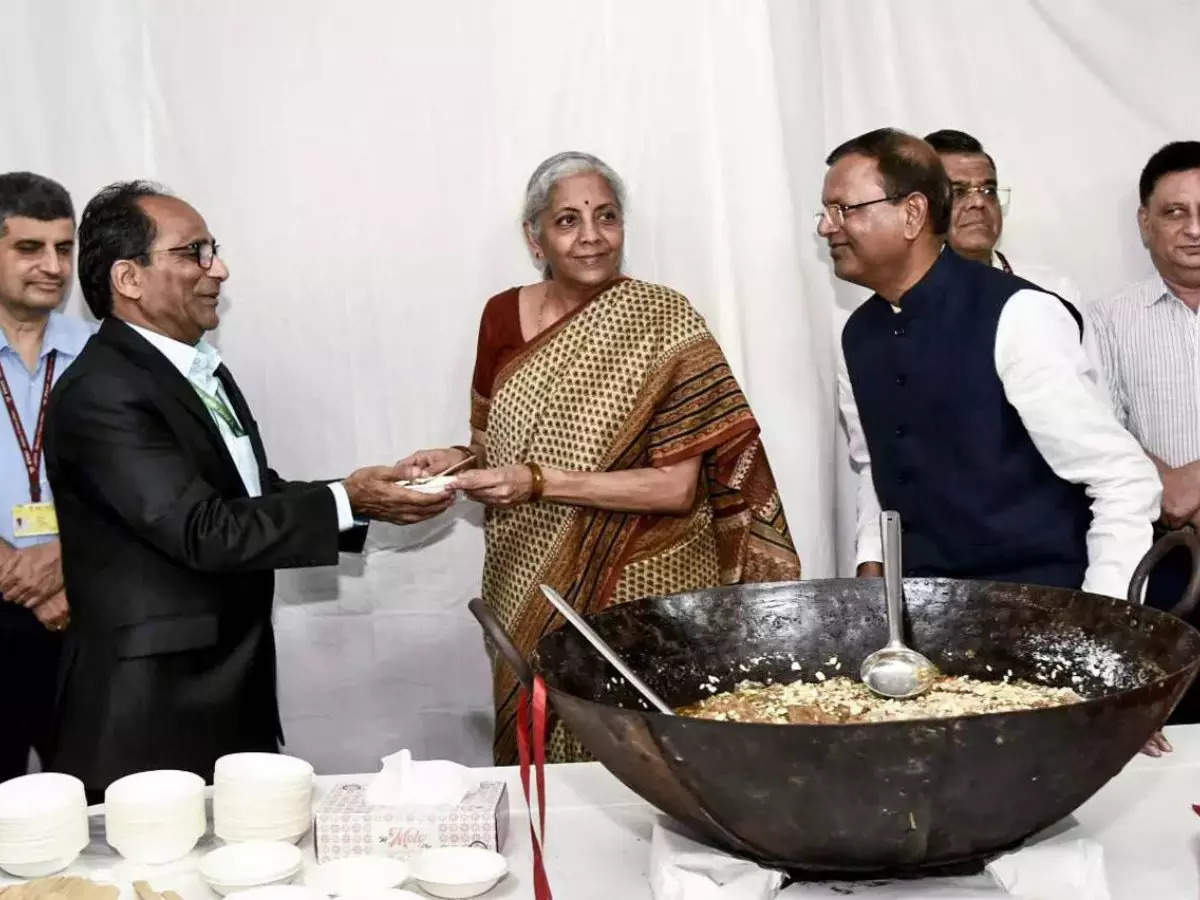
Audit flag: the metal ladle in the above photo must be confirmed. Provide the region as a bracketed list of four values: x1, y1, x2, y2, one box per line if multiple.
[860, 510, 939, 699]
[539, 584, 675, 715]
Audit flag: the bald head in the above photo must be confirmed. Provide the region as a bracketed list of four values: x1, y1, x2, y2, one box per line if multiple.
[825, 128, 951, 237]
[818, 128, 950, 299]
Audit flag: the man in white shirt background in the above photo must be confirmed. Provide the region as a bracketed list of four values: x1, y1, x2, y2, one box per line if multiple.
[0, 172, 93, 781]
[924, 129, 1082, 308]
[44, 181, 457, 794]
[822, 127, 1159, 600]
[1086, 141, 1200, 722]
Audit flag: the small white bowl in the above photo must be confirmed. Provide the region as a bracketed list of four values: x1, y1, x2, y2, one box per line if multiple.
[202, 840, 305, 895]
[306, 857, 410, 896]
[408, 848, 507, 899]
[225, 888, 325, 900]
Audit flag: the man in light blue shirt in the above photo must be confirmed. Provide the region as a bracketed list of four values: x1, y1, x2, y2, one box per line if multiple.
[0, 172, 93, 780]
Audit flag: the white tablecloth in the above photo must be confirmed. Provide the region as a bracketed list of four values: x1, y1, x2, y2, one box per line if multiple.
[3, 724, 1199, 899]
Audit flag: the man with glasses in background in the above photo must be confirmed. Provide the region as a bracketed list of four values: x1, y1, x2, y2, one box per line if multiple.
[1086, 142, 1200, 724]
[924, 129, 1081, 308]
[0, 172, 92, 781]
[44, 181, 456, 795]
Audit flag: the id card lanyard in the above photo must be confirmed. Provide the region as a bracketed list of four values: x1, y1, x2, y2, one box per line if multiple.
[0, 350, 57, 503]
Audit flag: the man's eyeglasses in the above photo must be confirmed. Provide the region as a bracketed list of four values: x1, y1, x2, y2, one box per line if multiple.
[148, 240, 221, 270]
[950, 184, 1011, 213]
[815, 194, 904, 229]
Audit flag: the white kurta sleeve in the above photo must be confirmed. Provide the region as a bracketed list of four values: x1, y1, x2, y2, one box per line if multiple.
[994, 290, 1161, 598]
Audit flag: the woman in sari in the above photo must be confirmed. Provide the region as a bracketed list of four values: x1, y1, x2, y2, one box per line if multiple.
[400, 151, 801, 764]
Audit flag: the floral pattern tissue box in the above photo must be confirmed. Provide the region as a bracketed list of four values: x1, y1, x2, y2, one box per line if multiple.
[313, 780, 509, 862]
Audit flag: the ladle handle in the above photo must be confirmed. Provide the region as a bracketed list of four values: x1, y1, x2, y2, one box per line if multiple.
[1127, 528, 1200, 618]
[468, 597, 534, 691]
[539, 585, 676, 716]
[881, 510, 905, 647]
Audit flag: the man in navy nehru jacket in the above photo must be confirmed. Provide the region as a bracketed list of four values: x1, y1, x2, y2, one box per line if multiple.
[822, 128, 1159, 600]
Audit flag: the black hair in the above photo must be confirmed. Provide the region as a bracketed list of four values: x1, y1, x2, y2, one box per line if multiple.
[77, 180, 168, 319]
[826, 128, 952, 235]
[923, 129, 997, 175]
[1139, 141, 1200, 206]
[0, 172, 74, 235]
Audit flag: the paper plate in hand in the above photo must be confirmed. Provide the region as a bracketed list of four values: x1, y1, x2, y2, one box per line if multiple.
[394, 475, 456, 494]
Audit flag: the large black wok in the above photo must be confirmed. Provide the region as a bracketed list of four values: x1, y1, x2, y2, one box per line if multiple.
[471, 530, 1200, 876]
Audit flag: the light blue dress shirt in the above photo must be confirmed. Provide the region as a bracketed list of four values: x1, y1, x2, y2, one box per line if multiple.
[0, 312, 94, 549]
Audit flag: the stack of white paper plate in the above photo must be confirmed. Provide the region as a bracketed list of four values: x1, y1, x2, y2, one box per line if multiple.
[104, 769, 206, 863]
[0, 773, 89, 877]
[214, 753, 314, 843]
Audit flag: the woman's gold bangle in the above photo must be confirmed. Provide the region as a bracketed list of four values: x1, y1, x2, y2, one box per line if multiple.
[450, 444, 473, 462]
[527, 462, 545, 502]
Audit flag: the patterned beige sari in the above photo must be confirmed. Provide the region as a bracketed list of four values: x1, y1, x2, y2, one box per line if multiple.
[471, 279, 800, 764]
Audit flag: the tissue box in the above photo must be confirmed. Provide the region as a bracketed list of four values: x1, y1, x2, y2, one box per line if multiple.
[313, 781, 509, 862]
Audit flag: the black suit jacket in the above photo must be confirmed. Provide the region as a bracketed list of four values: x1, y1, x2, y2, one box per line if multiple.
[44, 318, 365, 790]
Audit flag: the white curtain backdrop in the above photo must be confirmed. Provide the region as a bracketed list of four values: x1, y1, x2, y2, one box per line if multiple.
[2, 0, 1195, 772]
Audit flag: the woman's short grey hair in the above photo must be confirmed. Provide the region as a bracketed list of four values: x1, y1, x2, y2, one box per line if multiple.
[522, 151, 627, 242]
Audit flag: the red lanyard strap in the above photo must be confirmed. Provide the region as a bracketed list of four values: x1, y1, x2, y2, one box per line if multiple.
[516, 675, 553, 900]
[0, 350, 56, 503]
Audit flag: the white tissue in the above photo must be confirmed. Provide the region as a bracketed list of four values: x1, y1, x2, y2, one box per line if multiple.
[779, 839, 1111, 899]
[649, 819, 784, 900]
[363, 749, 479, 807]
[986, 838, 1111, 900]
[780, 880, 1004, 898]
[649, 818, 1110, 900]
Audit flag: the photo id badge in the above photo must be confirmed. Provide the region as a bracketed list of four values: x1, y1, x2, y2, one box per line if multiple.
[13, 502, 58, 538]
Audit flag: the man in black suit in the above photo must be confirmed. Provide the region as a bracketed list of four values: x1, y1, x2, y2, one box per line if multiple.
[44, 181, 452, 794]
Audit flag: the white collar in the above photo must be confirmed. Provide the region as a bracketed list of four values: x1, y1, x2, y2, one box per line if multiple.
[125, 322, 222, 380]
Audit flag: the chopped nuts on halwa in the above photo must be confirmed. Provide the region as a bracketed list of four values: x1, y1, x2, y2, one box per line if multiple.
[676, 675, 1081, 724]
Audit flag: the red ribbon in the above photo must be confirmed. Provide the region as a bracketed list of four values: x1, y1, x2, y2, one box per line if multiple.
[516, 675, 553, 900]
